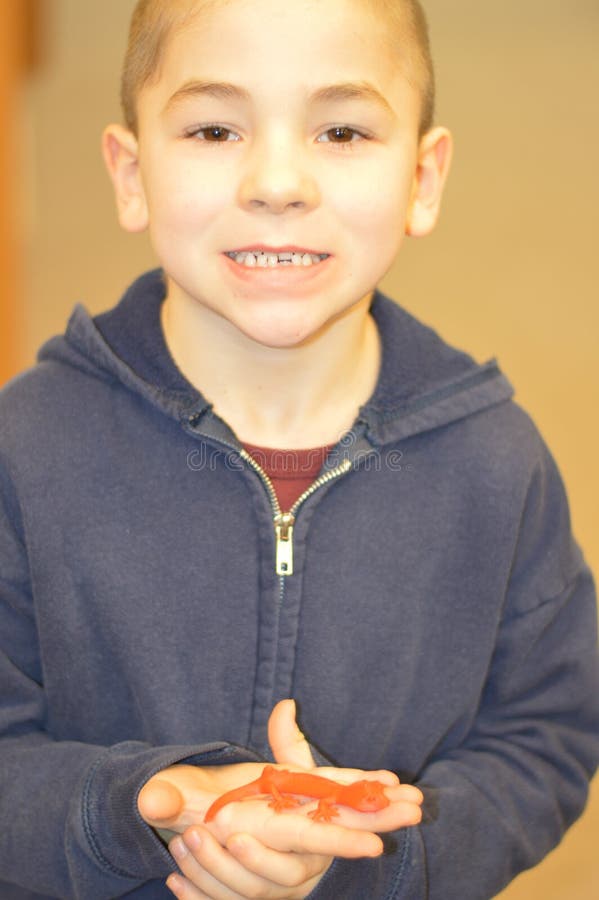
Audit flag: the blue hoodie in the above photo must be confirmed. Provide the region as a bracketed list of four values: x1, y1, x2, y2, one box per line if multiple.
[0, 269, 597, 899]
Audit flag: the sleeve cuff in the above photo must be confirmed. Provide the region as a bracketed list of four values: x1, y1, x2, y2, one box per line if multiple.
[79, 740, 264, 882]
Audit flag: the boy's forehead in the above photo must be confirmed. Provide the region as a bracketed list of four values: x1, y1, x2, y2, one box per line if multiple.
[165, 0, 402, 35]
[152, 0, 414, 108]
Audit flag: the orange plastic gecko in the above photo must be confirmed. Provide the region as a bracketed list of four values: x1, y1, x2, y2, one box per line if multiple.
[204, 764, 390, 823]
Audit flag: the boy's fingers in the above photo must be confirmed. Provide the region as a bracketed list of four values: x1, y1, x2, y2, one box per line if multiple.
[174, 826, 332, 899]
[380, 783, 423, 805]
[171, 829, 250, 899]
[268, 699, 316, 769]
[259, 810, 384, 858]
[208, 800, 384, 858]
[227, 831, 331, 888]
[322, 797, 424, 832]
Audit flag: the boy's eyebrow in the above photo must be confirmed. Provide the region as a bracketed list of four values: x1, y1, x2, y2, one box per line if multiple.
[164, 80, 395, 116]
[311, 82, 395, 115]
[165, 81, 249, 109]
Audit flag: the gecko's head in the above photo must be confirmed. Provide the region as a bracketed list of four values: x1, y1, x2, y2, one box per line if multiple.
[349, 780, 390, 812]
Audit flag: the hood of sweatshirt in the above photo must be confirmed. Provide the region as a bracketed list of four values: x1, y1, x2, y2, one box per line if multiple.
[38, 268, 514, 448]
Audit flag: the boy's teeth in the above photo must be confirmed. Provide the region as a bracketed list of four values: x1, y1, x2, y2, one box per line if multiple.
[230, 251, 328, 268]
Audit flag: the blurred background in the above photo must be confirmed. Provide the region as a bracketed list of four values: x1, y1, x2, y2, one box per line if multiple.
[1, 1, 597, 896]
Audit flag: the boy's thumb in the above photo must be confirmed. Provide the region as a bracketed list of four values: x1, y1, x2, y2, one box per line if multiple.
[268, 699, 316, 769]
[137, 778, 184, 826]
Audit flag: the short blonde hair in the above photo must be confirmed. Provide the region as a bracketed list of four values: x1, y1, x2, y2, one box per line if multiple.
[370, 0, 435, 135]
[121, 0, 435, 136]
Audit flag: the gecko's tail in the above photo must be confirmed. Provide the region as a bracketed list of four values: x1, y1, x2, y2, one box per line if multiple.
[204, 769, 272, 822]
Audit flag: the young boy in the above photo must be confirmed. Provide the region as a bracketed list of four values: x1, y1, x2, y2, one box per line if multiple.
[0, 0, 597, 897]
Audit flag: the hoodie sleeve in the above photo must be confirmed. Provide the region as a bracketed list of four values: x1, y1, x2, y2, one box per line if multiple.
[0, 463, 261, 899]
[307, 442, 599, 900]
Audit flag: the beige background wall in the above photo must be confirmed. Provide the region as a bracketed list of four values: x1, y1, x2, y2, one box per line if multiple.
[0, 0, 28, 382]
[13, 1, 599, 897]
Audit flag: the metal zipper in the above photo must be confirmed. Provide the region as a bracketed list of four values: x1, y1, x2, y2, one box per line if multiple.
[239, 449, 352, 576]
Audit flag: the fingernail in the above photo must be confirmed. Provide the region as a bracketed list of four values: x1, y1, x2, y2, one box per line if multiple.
[185, 829, 202, 851]
[228, 833, 249, 854]
[170, 837, 188, 860]
[167, 873, 183, 896]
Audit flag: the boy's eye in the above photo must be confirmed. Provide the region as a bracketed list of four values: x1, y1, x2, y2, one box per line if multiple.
[187, 126, 240, 142]
[317, 126, 367, 146]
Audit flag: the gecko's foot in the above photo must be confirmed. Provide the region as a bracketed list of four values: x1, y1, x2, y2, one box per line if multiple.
[308, 800, 339, 822]
[269, 795, 302, 812]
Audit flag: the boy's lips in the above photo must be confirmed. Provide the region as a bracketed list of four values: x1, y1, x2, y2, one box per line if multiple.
[221, 245, 333, 287]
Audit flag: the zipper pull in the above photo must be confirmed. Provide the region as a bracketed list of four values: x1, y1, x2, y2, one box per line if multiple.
[275, 512, 295, 576]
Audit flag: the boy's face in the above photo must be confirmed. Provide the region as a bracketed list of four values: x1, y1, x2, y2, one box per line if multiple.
[110, 0, 449, 349]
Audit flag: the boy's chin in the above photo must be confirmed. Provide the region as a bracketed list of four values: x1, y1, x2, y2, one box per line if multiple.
[228, 299, 365, 352]
[235, 319, 326, 351]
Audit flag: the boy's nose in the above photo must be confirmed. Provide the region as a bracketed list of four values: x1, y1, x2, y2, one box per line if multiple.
[237, 136, 320, 214]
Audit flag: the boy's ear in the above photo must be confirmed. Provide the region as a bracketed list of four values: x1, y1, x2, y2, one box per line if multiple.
[406, 126, 453, 238]
[102, 124, 149, 233]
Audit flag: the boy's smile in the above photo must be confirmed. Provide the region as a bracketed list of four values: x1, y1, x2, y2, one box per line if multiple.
[105, 0, 450, 356]
[222, 247, 333, 292]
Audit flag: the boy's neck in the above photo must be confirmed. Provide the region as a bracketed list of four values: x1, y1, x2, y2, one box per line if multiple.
[160, 290, 381, 450]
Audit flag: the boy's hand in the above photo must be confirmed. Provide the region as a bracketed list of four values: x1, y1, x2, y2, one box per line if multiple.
[138, 701, 423, 899]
